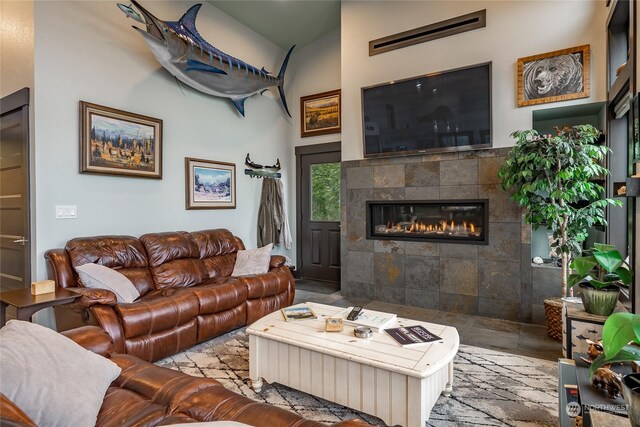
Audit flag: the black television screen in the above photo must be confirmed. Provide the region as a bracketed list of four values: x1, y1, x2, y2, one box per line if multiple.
[362, 62, 492, 157]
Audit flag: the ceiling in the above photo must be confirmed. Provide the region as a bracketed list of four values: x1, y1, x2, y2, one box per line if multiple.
[208, 1, 340, 50]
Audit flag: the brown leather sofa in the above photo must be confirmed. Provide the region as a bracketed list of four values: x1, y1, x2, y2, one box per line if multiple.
[45, 229, 294, 362]
[0, 326, 368, 427]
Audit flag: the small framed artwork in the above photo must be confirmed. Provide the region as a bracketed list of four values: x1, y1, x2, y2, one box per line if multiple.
[517, 44, 590, 107]
[185, 157, 236, 209]
[80, 101, 162, 178]
[300, 89, 341, 137]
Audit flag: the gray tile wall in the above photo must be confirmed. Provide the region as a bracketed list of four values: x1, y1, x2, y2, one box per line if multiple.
[341, 148, 561, 323]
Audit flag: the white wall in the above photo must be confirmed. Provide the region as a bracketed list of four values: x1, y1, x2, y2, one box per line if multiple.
[290, 28, 341, 148]
[286, 28, 341, 263]
[341, 0, 608, 161]
[1, 0, 34, 98]
[1, 0, 36, 280]
[33, 1, 295, 280]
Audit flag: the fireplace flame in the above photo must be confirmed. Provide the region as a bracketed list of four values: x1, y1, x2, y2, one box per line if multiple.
[380, 220, 480, 237]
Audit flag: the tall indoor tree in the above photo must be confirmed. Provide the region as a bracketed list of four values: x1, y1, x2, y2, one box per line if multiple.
[499, 125, 621, 296]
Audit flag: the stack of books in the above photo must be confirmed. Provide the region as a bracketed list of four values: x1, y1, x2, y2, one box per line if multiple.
[335, 307, 397, 332]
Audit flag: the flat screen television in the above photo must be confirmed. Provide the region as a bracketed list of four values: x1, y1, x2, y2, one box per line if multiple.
[362, 62, 492, 157]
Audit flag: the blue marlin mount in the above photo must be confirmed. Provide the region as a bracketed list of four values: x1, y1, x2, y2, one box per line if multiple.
[120, 1, 295, 117]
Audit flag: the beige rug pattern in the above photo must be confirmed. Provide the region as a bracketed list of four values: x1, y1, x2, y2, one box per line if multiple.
[157, 329, 558, 426]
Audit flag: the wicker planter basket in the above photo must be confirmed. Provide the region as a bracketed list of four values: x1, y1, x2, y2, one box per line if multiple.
[544, 298, 563, 342]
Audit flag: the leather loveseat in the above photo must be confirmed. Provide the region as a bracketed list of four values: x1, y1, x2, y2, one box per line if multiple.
[45, 229, 294, 362]
[0, 326, 368, 427]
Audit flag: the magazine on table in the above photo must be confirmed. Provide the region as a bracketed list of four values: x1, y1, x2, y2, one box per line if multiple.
[385, 325, 442, 347]
[335, 307, 397, 332]
[281, 304, 317, 321]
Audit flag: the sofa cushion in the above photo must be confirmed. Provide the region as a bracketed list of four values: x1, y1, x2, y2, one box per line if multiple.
[76, 263, 140, 303]
[192, 229, 240, 278]
[116, 288, 200, 339]
[191, 278, 247, 314]
[124, 319, 198, 362]
[192, 229, 240, 258]
[66, 235, 154, 296]
[0, 320, 121, 427]
[141, 232, 207, 289]
[232, 244, 272, 276]
[141, 231, 200, 267]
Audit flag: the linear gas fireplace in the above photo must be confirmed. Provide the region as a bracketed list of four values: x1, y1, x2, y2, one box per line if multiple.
[367, 199, 489, 244]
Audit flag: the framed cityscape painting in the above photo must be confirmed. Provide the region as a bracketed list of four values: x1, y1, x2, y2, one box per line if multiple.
[517, 44, 590, 107]
[80, 101, 162, 178]
[300, 89, 341, 137]
[185, 157, 236, 209]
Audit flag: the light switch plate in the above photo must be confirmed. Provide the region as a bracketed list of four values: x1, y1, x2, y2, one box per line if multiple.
[55, 205, 77, 219]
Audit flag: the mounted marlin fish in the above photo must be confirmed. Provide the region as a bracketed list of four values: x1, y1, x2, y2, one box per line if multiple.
[119, 1, 295, 117]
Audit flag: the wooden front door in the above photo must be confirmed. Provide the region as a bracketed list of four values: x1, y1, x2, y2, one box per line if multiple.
[0, 88, 31, 292]
[297, 144, 341, 283]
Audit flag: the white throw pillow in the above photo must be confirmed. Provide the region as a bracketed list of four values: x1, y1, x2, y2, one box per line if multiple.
[0, 320, 121, 427]
[76, 263, 140, 303]
[232, 244, 273, 276]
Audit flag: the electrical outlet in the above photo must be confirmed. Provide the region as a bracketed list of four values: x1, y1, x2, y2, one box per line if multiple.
[55, 205, 77, 219]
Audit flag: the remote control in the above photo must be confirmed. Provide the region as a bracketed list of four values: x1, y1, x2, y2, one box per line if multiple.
[347, 306, 363, 321]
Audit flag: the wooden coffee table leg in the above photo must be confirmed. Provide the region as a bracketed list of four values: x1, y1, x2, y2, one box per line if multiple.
[443, 360, 454, 396]
[251, 377, 263, 393]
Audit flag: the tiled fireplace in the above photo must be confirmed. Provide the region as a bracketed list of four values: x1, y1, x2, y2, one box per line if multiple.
[341, 148, 561, 324]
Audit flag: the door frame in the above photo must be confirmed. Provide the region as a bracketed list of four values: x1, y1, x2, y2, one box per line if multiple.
[294, 142, 341, 278]
[1, 88, 31, 288]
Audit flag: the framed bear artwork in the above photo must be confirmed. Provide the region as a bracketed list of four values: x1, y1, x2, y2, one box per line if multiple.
[517, 45, 590, 107]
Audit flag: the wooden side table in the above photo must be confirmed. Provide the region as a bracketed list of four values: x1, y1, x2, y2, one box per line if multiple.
[0, 288, 80, 327]
[563, 301, 625, 359]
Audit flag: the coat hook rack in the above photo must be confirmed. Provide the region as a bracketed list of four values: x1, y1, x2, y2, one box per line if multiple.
[244, 153, 282, 179]
[245, 169, 282, 179]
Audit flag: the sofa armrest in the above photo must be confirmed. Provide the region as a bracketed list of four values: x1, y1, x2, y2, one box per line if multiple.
[61, 326, 115, 357]
[0, 394, 36, 427]
[67, 287, 117, 308]
[269, 255, 287, 269]
[45, 248, 76, 288]
[241, 266, 293, 299]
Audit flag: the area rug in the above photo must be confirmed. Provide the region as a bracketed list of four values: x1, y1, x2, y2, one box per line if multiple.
[157, 329, 558, 426]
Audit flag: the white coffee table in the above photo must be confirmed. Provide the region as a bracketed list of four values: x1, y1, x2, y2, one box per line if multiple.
[247, 302, 459, 427]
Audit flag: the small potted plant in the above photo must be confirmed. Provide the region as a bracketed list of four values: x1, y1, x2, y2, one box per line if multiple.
[568, 243, 632, 316]
[591, 313, 640, 426]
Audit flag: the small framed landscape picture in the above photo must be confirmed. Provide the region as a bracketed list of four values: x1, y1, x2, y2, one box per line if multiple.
[80, 101, 162, 178]
[185, 157, 236, 209]
[517, 44, 590, 107]
[300, 89, 341, 138]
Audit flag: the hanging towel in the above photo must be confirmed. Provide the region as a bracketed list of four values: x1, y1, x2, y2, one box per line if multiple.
[275, 178, 292, 249]
[257, 178, 292, 249]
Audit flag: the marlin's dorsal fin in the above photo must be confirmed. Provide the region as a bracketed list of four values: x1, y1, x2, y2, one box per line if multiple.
[231, 97, 249, 117]
[260, 67, 271, 75]
[179, 3, 202, 32]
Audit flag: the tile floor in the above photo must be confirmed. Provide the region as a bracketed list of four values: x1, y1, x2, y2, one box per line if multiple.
[294, 288, 562, 361]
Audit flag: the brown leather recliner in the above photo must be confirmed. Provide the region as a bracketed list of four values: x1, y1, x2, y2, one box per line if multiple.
[45, 229, 294, 362]
[0, 326, 369, 427]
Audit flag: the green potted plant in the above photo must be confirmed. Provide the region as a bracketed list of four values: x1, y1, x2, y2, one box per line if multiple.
[591, 313, 640, 426]
[499, 125, 620, 339]
[569, 243, 632, 316]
